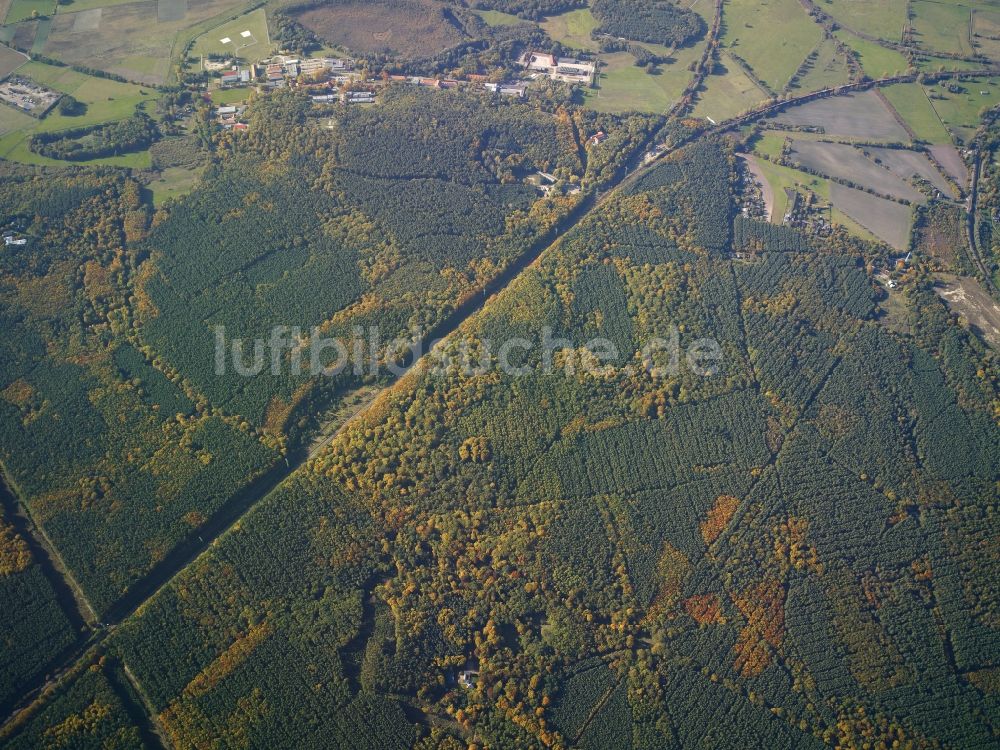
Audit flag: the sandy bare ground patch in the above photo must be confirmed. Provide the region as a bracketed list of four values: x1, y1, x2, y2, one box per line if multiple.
[935, 274, 1000, 348]
[929, 144, 969, 187]
[771, 90, 910, 141]
[789, 140, 925, 204]
[867, 147, 957, 198]
[741, 154, 774, 221]
[830, 182, 913, 250]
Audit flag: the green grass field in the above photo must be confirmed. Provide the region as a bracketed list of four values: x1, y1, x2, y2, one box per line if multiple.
[147, 165, 204, 205]
[752, 131, 787, 160]
[188, 7, 270, 62]
[584, 53, 675, 113]
[923, 76, 1000, 144]
[881, 82, 952, 143]
[209, 86, 252, 105]
[822, 0, 908, 42]
[791, 36, 851, 93]
[0, 60, 157, 166]
[473, 8, 523, 26]
[915, 53, 989, 72]
[540, 7, 599, 51]
[4, 0, 54, 23]
[691, 52, 770, 122]
[721, 0, 823, 91]
[53, 0, 137, 12]
[911, 0, 974, 57]
[835, 29, 910, 78]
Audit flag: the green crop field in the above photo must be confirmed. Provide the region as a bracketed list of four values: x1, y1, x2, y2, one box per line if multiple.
[911, 0, 975, 56]
[835, 29, 910, 78]
[790, 36, 851, 92]
[881, 81, 953, 143]
[822, 0, 908, 42]
[3, 0, 53, 24]
[721, 0, 823, 91]
[692, 52, 770, 122]
[924, 75, 1000, 144]
[540, 6, 600, 51]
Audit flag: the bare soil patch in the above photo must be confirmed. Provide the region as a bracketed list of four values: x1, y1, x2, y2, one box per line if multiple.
[935, 274, 1000, 348]
[789, 140, 925, 203]
[829, 182, 913, 250]
[771, 90, 910, 141]
[867, 147, 957, 198]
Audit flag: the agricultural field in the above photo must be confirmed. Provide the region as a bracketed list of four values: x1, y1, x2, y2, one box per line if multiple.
[972, 6, 1000, 59]
[923, 75, 1000, 144]
[789, 36, 851, 92]
[721, 0, 823, 92]
[539, 5, 599, 50]
[880, 81, 953, 143]
[39, 0, 249, 84]
[291, 0, 467, 59]
[786, 139, 926, 203]
[833, 28, 910, 78]
[821, 0, 908, 42]
[691, 52, 769, 122]
[187, 6, 270, 62]
[829, 180, 914, 248]
[911, 0, 975, 56]
[3, 0, 54, 24]
[583, 45, 700, 113]
[770, 89, 911, 140]
[867, 145, 959, 197]
[0, 41, 25, 77]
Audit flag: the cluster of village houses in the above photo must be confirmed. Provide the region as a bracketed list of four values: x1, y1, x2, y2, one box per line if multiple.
[211, 50, 597, 128]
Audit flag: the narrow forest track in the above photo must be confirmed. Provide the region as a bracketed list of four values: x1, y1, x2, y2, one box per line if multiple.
[1, 46, 988, 735]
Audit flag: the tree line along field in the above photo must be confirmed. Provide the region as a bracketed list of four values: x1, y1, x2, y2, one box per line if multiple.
[0, 87, 656, 713]
[58, 138, 997, 750]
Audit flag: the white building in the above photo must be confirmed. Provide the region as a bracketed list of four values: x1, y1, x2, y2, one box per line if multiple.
[519, 51, 595, 84]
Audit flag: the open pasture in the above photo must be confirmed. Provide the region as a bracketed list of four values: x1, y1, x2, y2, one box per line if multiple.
[867, 146, 958, 197]
[790, 36, 851, 93]
[721, 0, 823, 91]
[292, 0, 466, 59]
[829, 181, 913, 249]
[771, 89, 910, 140]
[880, 82, 952, 143]
[822, 0, 908, 42]
[473, 8, 522, 26]
[924, 76, 1000, 144]
[834, 29, 909, 78]
[3, 0, 53, 24]
[41, 0, 247, 84]
[540, 6, 599, 51]
[188, 6, 268, 61]
[911, 0, 975, 57]
[972, 7, 1000, 59]
[691, 52, 769, 122]
[788, 139, 926, 203]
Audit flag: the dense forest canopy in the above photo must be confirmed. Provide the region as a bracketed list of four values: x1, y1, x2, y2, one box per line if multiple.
[591, 0, 706, 47]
